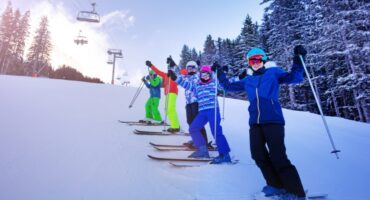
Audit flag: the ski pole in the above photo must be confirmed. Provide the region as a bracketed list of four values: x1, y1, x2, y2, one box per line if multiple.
[299, 55, 341, 159]
[214, 68, 218, 145]
[222, 89, 226, 121]
[163, 65, 171, 131]
[128, 81, 144, 108]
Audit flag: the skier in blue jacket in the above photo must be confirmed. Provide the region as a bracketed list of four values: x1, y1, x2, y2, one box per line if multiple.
[215, 46, 307, 200]
[168, 65, 231, 164]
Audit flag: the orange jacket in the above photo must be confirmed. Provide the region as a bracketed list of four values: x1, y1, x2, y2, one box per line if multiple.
[150, 65, 178, 95]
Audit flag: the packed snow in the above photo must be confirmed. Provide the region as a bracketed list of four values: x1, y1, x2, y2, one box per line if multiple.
[0, 75, 369, 200]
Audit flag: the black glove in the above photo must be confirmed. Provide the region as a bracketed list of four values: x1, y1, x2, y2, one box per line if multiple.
[166, 56, 176, 68]
[167, 69, 177, 81]
[294, 45, 307, 56]
[221, 65, 229, 73]
[145, 60, 152, 67]
[238, 70, 247, 80]
[196, 60, 201, 66]
[293, 45, 307, 65]
[141, 76, 146, 82]
[211, 62, 221, 72]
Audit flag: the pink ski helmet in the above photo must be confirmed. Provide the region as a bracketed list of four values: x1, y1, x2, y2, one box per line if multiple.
[199, 65, 213, 84]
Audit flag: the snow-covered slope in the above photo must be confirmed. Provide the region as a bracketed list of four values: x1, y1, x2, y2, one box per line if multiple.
[0, 75, 369, 200]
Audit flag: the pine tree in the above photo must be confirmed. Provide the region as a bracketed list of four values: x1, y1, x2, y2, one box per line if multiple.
[0, 1, 14, 73]
[315, 0, 370, 122]
[179, 45, 192, 68]
[261, 0, 309, 110]
[27, 16, 52, 77]
[233, 15, 260, 68]
[201, 35, 217, 65]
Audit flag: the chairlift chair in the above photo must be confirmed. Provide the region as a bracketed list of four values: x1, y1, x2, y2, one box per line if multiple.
[76, 3, 100, 23]
[74, 30, 88, 45]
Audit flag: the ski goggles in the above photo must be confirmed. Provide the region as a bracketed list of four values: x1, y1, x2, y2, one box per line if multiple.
[200, 71, 211, 79]
[186, 65, 197, 71]
[248, 58, 263, 66]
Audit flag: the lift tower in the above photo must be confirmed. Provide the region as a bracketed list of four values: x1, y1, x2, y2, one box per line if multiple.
[107, 49, 123, 84]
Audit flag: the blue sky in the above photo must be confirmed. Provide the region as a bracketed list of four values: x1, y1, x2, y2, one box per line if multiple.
[1, 0, 266, 84]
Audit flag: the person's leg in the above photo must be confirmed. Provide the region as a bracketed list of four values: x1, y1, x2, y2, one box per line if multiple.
[250, 125, 284, 190]
[263, 124, 305, 197]
[207, 108, 230, 154]
[145, 98, 153, 120]
[188, 111, 209, 158]
[167, 93, 180, 129]
[189, 111, 208, 148]
[151, 97, 162, 122]
[187, 103, 208, 144]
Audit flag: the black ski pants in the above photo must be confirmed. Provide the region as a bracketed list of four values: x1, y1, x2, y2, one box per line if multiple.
[186, 102, 208, 144]
[249, 124, 305, 197]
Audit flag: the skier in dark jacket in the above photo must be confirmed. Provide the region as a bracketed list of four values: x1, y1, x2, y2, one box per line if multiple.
[215, 46, 307, 200]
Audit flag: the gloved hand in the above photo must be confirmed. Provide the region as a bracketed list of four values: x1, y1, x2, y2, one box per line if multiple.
[167, 69, 177, 81]
[141, 76, 146, 82]
[238, 70, 247, 80]
[293, 45, 307, 65]
[211, 62, 221, 72]
[166, 56, 177, 68]
[294, 45, 307, 56]
[196, 60, 201, 66]
[145, 60, 152, 67]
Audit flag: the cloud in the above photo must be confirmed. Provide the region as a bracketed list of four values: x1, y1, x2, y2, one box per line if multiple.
[98, 10, 135, 32]
[24, 1, 134, 83]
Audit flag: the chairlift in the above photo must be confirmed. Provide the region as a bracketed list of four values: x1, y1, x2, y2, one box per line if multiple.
[76, 2, 100, 23]
[74, 30, 88, 45]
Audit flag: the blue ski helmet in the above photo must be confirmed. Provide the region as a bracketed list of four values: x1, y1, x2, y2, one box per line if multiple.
[246, 48, 268, 61]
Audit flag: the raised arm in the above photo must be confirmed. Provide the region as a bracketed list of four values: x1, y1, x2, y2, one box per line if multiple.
[277, 64, 304, 84]
[277, 45, 307, 84]
[145, 60, 167, 78]
[215, 66, 245, 92]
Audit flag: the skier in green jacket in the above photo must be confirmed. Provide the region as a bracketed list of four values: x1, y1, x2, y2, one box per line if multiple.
[140, 70, 163, 124]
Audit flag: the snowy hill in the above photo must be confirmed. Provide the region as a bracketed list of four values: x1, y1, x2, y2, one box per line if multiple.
[0, 75, 369, 200]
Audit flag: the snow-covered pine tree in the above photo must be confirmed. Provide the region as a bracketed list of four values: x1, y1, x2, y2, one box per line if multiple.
[27, 16, 52, 77]
[261, 0, 309, 110]
[179, 45, 192, 68]
[315, 0, 370, 122]
[233, 15, 260, 69]
[201, 35, 217, 65]
[0, 1, 14, 73]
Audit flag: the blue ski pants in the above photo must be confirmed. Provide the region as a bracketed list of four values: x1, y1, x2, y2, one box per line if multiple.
[189, 108, 230, 154]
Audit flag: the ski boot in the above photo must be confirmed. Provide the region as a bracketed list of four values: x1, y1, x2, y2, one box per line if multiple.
[279, 193, 306, 200]
[188, 145, 210, 158]
[183, 140, 196, 149]
[166, 128, 180, 133]
[261, 185, 286, 197]
[210, 153, 231, 164]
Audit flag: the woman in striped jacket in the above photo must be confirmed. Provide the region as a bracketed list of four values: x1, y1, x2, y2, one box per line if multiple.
[168, 65, 231, 164]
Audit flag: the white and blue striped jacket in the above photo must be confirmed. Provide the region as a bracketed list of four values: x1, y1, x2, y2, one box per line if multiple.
[176, 76, 219, 111]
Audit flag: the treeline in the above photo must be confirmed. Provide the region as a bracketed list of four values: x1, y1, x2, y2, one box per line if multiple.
[0, 1, 103, 84]
[179, 0, 369, 123]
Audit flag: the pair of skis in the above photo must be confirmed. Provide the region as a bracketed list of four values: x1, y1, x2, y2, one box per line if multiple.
[253, 192, 328, 200]
[134, 129, 190, 136]
[148, 142, 238, 167]
[118, 120, 168, 126]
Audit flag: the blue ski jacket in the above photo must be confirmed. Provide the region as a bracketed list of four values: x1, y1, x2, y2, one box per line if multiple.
[176, 76, 218, 111]
[218, 64, 304, 125]
[143, 76, 162, 98]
